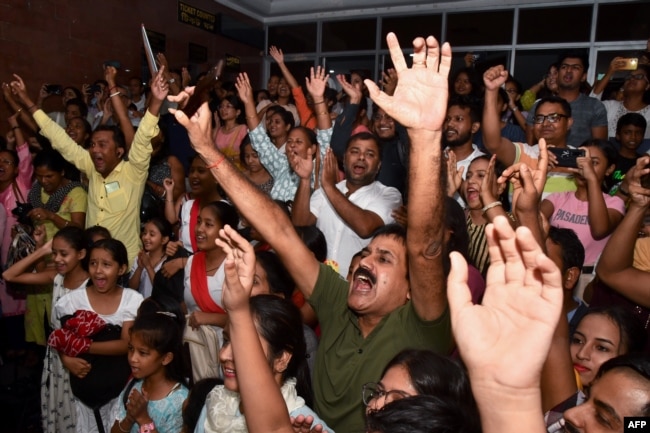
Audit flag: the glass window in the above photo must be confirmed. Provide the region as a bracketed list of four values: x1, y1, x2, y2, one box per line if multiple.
[513, 49, 569, 90]
[380, 15, 443, 49]
[596, 2, 650, 41]
[322, 19, 377, 51]
[270, 60, 316, 85]
[518, 6, 592, 44]
[446, 10, 513, 46]
[268, 23, 317, 53]
[324, 55, 376, 81]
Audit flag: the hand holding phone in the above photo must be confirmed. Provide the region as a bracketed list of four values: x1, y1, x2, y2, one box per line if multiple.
[548, 147, 585, 168]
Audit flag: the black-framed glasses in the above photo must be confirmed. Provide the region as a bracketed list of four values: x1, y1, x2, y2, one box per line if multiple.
[625, 73, 648, 82]
[361, 382, 412, 406]
[533, 113, 568, 124]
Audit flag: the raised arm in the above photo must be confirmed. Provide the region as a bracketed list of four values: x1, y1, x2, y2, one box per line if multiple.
[366, 32, 450, 320]
[218, 225, 294, 433]
[483, 66, 517, 166]
[590, 57, 627, 98]
[269, 46, 300, 89]
[572, 147, 623, 239]
[305, 66, 332, 131]
[2, 240, 56, 285]
[104, 66, 135, 149]
[448, 217, 563, 433]
[236, 73, 262, 130]
[596, 157, 650, 307]
[169, 91, 320, 299]
[330, 74, 363, 158]
[289, 150, 318, 227]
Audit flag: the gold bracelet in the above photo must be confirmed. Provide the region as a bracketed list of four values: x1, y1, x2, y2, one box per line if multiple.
[317, 111, 328, 115]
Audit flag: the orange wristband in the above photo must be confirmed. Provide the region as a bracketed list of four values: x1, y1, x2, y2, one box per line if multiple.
[207, 156, 226, 169]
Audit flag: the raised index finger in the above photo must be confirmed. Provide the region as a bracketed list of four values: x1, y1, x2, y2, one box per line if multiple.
[386, 32, 407, 73]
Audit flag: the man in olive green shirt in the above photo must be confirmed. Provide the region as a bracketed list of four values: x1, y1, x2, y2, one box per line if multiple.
[173, 35, 453, 432]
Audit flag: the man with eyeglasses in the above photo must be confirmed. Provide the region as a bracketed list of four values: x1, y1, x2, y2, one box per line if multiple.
[524, 52, 608, 149]
[483, 65, 579, 198]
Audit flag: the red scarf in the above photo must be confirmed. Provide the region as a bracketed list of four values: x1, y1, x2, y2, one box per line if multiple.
[190, 251, 225, 314]
[189, 199, 200, 252]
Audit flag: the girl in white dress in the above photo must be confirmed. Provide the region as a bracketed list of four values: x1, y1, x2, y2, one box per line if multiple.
[1, 226, 89, 433]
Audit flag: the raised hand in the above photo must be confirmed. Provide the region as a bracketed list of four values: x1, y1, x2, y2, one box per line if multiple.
[169, 87, 213, 154]
[448, 216, 563, 391]
[365, 32, 451, 131]
[104, 65, 118, 86]
[500, 138, 548, 216]
[235, 72, 255, 104]
[478, 155, 500, 205]
[149, 65, 169, 102]
[305, 66, 330, 100]
[217, 224, 256, 313]
[570, 147, 598, 183]
[445, 150, 463, 197]
[380, 68, 398, 96]
[320, 148, 339, 190]
[9, 74, 32, 106]
[288, 147, 314, 180]
[269, 45, 284, 64]
[483, 65, 509, 91]
[336, 74, 362, 104]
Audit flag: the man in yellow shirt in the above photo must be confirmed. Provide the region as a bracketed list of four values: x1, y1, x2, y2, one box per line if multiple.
[12, 68, 169, 266]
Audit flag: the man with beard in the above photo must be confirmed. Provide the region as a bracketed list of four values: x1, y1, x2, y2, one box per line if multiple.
[525, 52, 607, 148]
[291, 132, 402, 277]
[443, 96, 484, 205]
[171, 32, 453, 433]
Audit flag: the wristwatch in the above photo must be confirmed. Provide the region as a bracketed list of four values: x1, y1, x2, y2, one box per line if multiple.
[140, 422, 155, 433]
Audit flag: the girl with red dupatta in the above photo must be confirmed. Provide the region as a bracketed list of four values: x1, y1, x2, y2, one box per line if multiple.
[182, 201, 239, 383]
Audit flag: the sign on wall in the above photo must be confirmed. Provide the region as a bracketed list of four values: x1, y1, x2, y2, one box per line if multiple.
[178, 1, 219, 34]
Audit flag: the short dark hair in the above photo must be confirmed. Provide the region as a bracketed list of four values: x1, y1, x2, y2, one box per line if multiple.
[536, 96, 572, 118]
[92, 126, 127, 151]
[294, 225, 328, 263]
[33, 149, 67, 172]
[558, 51, 589, 72]
[547, 227, 584, 273]
[66, 98, 88, 118]
[616, 112, 647, 135]
[345, 132, 383, 160]
[447, 95, 481, 123]
[596, 354, 650, 416]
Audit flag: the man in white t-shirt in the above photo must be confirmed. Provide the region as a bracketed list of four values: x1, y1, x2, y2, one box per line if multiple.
[291, 132, 402, 277]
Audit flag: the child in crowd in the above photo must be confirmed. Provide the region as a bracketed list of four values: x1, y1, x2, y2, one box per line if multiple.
[51, 239, 143, 433]
[605, 113, 647, 194]
[128, 217, 172, 298]
[542, 139, 626, 275]
[2, 226, 90, 433]
[110, 309, 188, 433]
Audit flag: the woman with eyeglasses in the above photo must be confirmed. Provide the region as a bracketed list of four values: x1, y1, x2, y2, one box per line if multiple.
[213, 95, 247, 170]
[361, 349, 481, 433]
[591, 63, 650, 139]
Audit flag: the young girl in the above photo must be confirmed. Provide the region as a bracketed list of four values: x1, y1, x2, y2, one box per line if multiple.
[239, 136, 273, 195]
[110, 309, 189, 433]
[2, 226, 89, 433]
[129, 217, 172, 298]
[213, 95, 247, 169]
[451, 154, 511, 276]
[52, 239, 143, 433]
[541, 139, 626, 291]
[183, 201, 239, 383]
